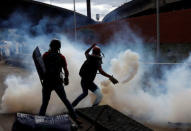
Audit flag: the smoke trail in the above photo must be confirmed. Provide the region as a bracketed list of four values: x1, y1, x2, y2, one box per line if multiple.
[100, 52, 191, 124]
[110, 50, 139, 83]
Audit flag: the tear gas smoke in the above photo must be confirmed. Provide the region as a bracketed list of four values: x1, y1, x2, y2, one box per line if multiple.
[1, 9, 191, 127]
[1, 39, 93, 115]
[1, 41, 140, 116]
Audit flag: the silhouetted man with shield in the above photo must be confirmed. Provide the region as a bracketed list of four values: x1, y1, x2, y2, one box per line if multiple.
[38, 39, 81, 124]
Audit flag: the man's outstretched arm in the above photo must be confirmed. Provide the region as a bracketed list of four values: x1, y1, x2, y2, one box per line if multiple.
[98, 66, 111, 78]
[98, 67, 119, 84]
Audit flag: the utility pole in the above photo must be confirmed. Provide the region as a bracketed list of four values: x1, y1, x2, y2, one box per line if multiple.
[73, 0, 77, 41]
[156, 0, 160, 62]
[87, 0, 91, 19]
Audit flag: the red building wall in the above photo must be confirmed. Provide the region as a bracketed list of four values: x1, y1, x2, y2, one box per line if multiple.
[78, 8, 191, 44]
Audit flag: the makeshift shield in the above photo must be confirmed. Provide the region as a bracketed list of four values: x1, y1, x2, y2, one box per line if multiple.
[32, 46, 46, 85]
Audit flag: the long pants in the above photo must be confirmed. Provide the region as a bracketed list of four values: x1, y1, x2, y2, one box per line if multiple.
[72, 79, 103, 107]
[39, 82, 77, 119]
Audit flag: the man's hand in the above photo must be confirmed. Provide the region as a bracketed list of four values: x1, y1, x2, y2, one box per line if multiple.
[64, 77, 69, 85]
[91, 43, 96, 48]
[109, 75, 119, 84]
[85, 43, 97, 56]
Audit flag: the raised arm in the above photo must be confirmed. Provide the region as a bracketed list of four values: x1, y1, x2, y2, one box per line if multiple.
[85, 43, 96, 57]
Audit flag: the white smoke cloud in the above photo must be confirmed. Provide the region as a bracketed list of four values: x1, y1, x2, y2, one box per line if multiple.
[2, 31, 191, 126]
[1, 38, 93, 115]
[100, 52, 191, 124]
[110, 50, 139, 83]
[1, 7, 191, 129]
[1, 73, 42, 114]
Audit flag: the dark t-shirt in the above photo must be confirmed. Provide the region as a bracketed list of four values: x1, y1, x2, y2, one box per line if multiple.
[43, 51, 68, 83]
[79, 54, 102, 81]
